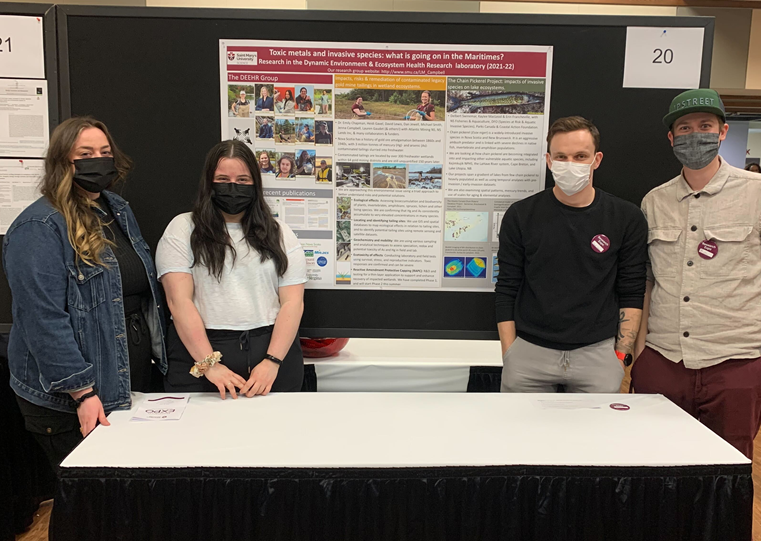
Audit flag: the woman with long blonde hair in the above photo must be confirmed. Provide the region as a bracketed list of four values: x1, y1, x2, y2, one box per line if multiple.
[2, 117, 167, 468]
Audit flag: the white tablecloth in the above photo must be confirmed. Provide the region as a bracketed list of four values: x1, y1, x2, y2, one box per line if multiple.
[62, 392, 749, 469]
[305, 338, 502, 392]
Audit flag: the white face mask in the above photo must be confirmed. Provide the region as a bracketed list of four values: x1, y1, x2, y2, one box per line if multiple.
[550, 157, 596, 196]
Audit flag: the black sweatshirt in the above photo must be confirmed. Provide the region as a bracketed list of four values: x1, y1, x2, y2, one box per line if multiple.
[495, 188, 648, 350]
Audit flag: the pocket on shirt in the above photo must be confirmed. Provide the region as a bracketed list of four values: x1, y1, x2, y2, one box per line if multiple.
[647, 228, 682, 279]
[66, 264, 107, 312]
[701, 225, 753, 279]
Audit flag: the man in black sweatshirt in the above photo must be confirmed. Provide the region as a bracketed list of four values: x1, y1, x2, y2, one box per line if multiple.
[495, 116, 647, 393]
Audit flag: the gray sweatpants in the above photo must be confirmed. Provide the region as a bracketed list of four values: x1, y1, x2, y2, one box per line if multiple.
[501, 337, 624, 393]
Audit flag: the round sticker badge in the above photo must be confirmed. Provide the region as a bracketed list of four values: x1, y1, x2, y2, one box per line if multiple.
[591, 234, 610, 254]
[609, 403, 630, 411]
[698, 240, 718, 260]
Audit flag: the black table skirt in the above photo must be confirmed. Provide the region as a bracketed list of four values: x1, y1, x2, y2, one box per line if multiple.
[53, 464, 752, 541]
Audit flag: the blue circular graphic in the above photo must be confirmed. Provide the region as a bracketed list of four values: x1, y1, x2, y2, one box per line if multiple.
[317, 256, 328, 267]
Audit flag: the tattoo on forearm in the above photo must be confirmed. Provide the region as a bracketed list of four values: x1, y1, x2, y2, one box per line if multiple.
[617, 310, 630, 341]
[616, 309, 641, 355]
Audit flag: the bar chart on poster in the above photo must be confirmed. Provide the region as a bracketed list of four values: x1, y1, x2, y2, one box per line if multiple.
[220, 40, 553, 292]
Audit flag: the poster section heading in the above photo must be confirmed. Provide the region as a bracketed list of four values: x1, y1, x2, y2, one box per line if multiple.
[227, 45, 547, 78]
[220, 40, 552, 292]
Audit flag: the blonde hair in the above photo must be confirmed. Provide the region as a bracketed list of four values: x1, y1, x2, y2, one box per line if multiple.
[40, 117, 131, 267]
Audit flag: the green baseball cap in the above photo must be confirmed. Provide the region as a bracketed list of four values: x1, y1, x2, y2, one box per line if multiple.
[663, 89, 726, 128]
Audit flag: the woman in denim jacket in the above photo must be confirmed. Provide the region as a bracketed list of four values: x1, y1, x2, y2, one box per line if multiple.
[3, 117, 167, 468]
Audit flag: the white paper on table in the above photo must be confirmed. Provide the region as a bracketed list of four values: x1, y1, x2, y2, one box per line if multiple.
[0, 15, 45, 79]
[0, 79, 49, 158]
[0, 158, 42, 234]
[131, 395, 191, 422]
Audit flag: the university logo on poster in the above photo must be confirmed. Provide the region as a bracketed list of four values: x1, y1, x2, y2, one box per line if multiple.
[228, 50, 258, 65]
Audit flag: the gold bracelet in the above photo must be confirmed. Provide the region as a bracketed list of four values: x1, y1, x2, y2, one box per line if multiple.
[189, 351, 223, 378]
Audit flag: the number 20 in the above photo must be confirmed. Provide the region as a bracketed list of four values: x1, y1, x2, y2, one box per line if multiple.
[653, 48, 673, 64]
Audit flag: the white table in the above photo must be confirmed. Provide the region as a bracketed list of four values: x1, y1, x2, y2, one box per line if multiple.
[54, 393, 752, 541]
[304, 338, 503, 392]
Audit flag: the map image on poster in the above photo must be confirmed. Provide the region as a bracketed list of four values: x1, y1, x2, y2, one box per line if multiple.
[220, 40, 553, 291]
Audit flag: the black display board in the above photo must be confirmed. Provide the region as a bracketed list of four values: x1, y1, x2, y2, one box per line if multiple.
[53, 7, 713, 339]
[0, 3, 59, 333]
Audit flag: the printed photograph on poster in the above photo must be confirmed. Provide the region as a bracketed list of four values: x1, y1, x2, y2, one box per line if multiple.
[255, 84, 275, 112]
[445, 211, 489, 242]
[228, 85, 254, 118]
[255, 116, 274, 140]
[372, 164, 407, 189]
[492, 253, 499, 283]
[444, 257, 465, 278]
[296, 118, 315, 143]
[274, 118, 296, 144]
[274, 87, 295, 114]
[335, 88, 446, 121]
[336, 261, 351, 285]
[465, 256, 487, 279]
[408, 164, 442, 190]
[315, 121, 333, 145]
[336, 196, 350, 219]
[295, 86, 315, 113]
[316, 157, 333, 184]
[447, 78, 546, 115]
[336, 162, 370, 188]
[336, 220, 351, 243]
[315, 88, 332, 116]
[295, 149, 316, 177]
[232, 126, 254, 146]
[258, 150, 277, 175]
[337, 242, 351, 262]
[0, 80, 50, 158]
[275, 153, 296, 179]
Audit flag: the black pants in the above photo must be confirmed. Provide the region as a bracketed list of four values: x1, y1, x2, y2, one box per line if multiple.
[15, 307, 158, 471]
[164, 323, 304, 392]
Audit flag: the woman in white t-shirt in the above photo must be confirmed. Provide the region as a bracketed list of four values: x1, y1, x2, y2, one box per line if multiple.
[156, 140, 306, 398]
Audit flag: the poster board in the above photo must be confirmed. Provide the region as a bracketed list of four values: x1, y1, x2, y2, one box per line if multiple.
[0, 2, 58, 333]
[54, 7, 714, 338]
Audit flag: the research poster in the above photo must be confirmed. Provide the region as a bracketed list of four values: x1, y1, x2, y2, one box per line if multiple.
[220, 40, 553, 291]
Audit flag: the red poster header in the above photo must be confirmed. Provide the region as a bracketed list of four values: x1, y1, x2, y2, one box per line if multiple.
[228, 72, 333, 84]
[226, 46, 546, 78]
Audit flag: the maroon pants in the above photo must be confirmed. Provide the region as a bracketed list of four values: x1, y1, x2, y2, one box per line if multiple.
[631, 346, 761, 459]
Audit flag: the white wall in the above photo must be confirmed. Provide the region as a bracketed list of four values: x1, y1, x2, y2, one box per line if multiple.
[747, 129, 761, 163]
[719, 121, 750, 169]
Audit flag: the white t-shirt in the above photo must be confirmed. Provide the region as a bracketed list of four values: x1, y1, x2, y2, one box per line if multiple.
[155, 213, 307, 330]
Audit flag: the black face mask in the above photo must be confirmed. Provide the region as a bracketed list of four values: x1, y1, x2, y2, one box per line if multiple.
[72, 157, 119, 193]
[211, 182, 255, 215]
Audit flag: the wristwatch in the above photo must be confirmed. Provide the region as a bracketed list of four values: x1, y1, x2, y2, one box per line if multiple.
[615, 350, 633, 367]
[74, 388, 98, 408]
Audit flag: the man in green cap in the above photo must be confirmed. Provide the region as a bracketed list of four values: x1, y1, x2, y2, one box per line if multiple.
[633, 88, 761, 459]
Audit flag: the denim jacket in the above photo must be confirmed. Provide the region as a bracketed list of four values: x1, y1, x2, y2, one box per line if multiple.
[2, 191, 167, 413]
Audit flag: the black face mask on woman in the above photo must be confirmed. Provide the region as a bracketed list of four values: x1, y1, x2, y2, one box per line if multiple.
[211, 182, 255, 215]
[72, 157, 119, 193]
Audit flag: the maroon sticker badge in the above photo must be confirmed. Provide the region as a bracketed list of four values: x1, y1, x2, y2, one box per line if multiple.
[610, 403, 630, 411]
[698, 240, 719, 260]
[591, 234, 611, 254]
